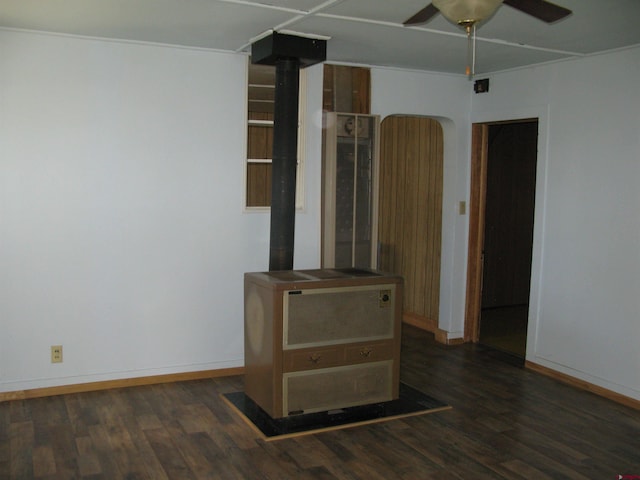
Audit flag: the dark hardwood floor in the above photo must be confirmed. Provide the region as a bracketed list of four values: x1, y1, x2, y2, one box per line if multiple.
[2, 324, 640, 479]
[479, 305, 528, 359]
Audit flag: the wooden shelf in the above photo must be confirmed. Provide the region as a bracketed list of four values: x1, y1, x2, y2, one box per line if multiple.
[247, 158, 272, 164]
[248, 119, 274, 126]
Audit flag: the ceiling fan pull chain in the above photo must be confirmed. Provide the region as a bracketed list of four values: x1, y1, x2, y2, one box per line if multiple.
[472, 23, 477, 78]
[465, 23, 477, 79]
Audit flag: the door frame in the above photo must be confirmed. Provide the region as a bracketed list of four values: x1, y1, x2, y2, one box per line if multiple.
[464, 123, 488, 342]
[464, 118, 538, 343]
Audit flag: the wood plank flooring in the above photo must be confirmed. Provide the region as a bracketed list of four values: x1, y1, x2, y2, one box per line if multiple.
[2, 325, 640, 479]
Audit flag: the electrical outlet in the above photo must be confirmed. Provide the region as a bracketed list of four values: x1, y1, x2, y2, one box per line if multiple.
[51, 345, 63, 363]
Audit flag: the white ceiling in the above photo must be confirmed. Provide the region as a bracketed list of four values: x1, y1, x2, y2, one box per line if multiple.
[2, 0, 640, 75]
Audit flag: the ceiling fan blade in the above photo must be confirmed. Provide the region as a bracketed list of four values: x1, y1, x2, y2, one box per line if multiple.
[403, 4, 440, 26]
[503, 0, 572, 23]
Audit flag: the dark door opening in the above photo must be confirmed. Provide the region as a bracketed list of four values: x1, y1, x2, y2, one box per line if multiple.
[478, 121, 538, 359]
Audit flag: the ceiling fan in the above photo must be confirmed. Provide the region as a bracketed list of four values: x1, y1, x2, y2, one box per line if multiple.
[404, 0, 572, 78]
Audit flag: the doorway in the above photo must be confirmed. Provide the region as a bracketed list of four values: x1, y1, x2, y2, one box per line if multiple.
[465, 120, 538, 359]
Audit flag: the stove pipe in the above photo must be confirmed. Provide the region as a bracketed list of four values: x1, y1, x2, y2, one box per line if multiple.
[269, 57, 300, 271]
[251, 33, 327, 271]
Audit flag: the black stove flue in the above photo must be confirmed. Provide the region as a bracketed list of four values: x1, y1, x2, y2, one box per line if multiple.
[269, 57, 299, 271]
[251, 33, 326, 271]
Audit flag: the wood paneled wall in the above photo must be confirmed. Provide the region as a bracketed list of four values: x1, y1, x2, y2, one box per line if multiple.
[378, 116, 443, 326]
[323, 65, 370, 114]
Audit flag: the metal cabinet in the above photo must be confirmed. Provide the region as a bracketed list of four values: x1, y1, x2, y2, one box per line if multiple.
[322, 113, 380, 269]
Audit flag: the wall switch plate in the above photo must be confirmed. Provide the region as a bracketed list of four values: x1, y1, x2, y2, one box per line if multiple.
[51, 345, 63, 363]
[459, 201, 466, 215]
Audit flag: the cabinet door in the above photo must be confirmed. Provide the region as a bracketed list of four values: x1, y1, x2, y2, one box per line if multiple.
[283, 284, 396, 349]
[323, 113, 380, 269]
[283, 361, 394, 416]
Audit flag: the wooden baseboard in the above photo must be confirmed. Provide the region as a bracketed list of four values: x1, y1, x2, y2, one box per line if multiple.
[526, 361, 640, 411]
[402, 314, 464, 346]
[434, 329, 465, 346]
[0, 366, 245, 403]
[402, 312, 437, 332]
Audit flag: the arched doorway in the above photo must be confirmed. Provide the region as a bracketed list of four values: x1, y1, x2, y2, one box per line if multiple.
[378, 115, 444, 331]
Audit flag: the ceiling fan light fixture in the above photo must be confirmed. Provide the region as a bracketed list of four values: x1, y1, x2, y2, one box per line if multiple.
[433, 0, 502, 79]
[433, 0, 503, 25]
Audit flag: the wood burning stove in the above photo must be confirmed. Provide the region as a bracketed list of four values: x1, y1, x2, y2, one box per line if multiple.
[244, 268, 402, 418]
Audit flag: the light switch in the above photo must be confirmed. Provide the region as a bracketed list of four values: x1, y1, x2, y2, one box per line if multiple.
[459, 201, 466, 215]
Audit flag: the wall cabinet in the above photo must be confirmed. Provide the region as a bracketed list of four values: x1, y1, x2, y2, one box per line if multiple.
[322, 113, 380, 269]
[244, 268, 402, 418]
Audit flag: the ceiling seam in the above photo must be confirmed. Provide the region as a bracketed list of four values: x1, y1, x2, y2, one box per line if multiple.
[215, 0, 307, 15]
[233, 0, 346, 52]
[315, 13, 585, 57]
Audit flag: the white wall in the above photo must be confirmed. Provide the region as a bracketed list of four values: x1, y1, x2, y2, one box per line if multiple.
[0, 29, 323, 392]
[371, 47, 640, 402]
[371, 68, 472, 339]
[471, 47, 640, 400]
[3, 27, 638, 403]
